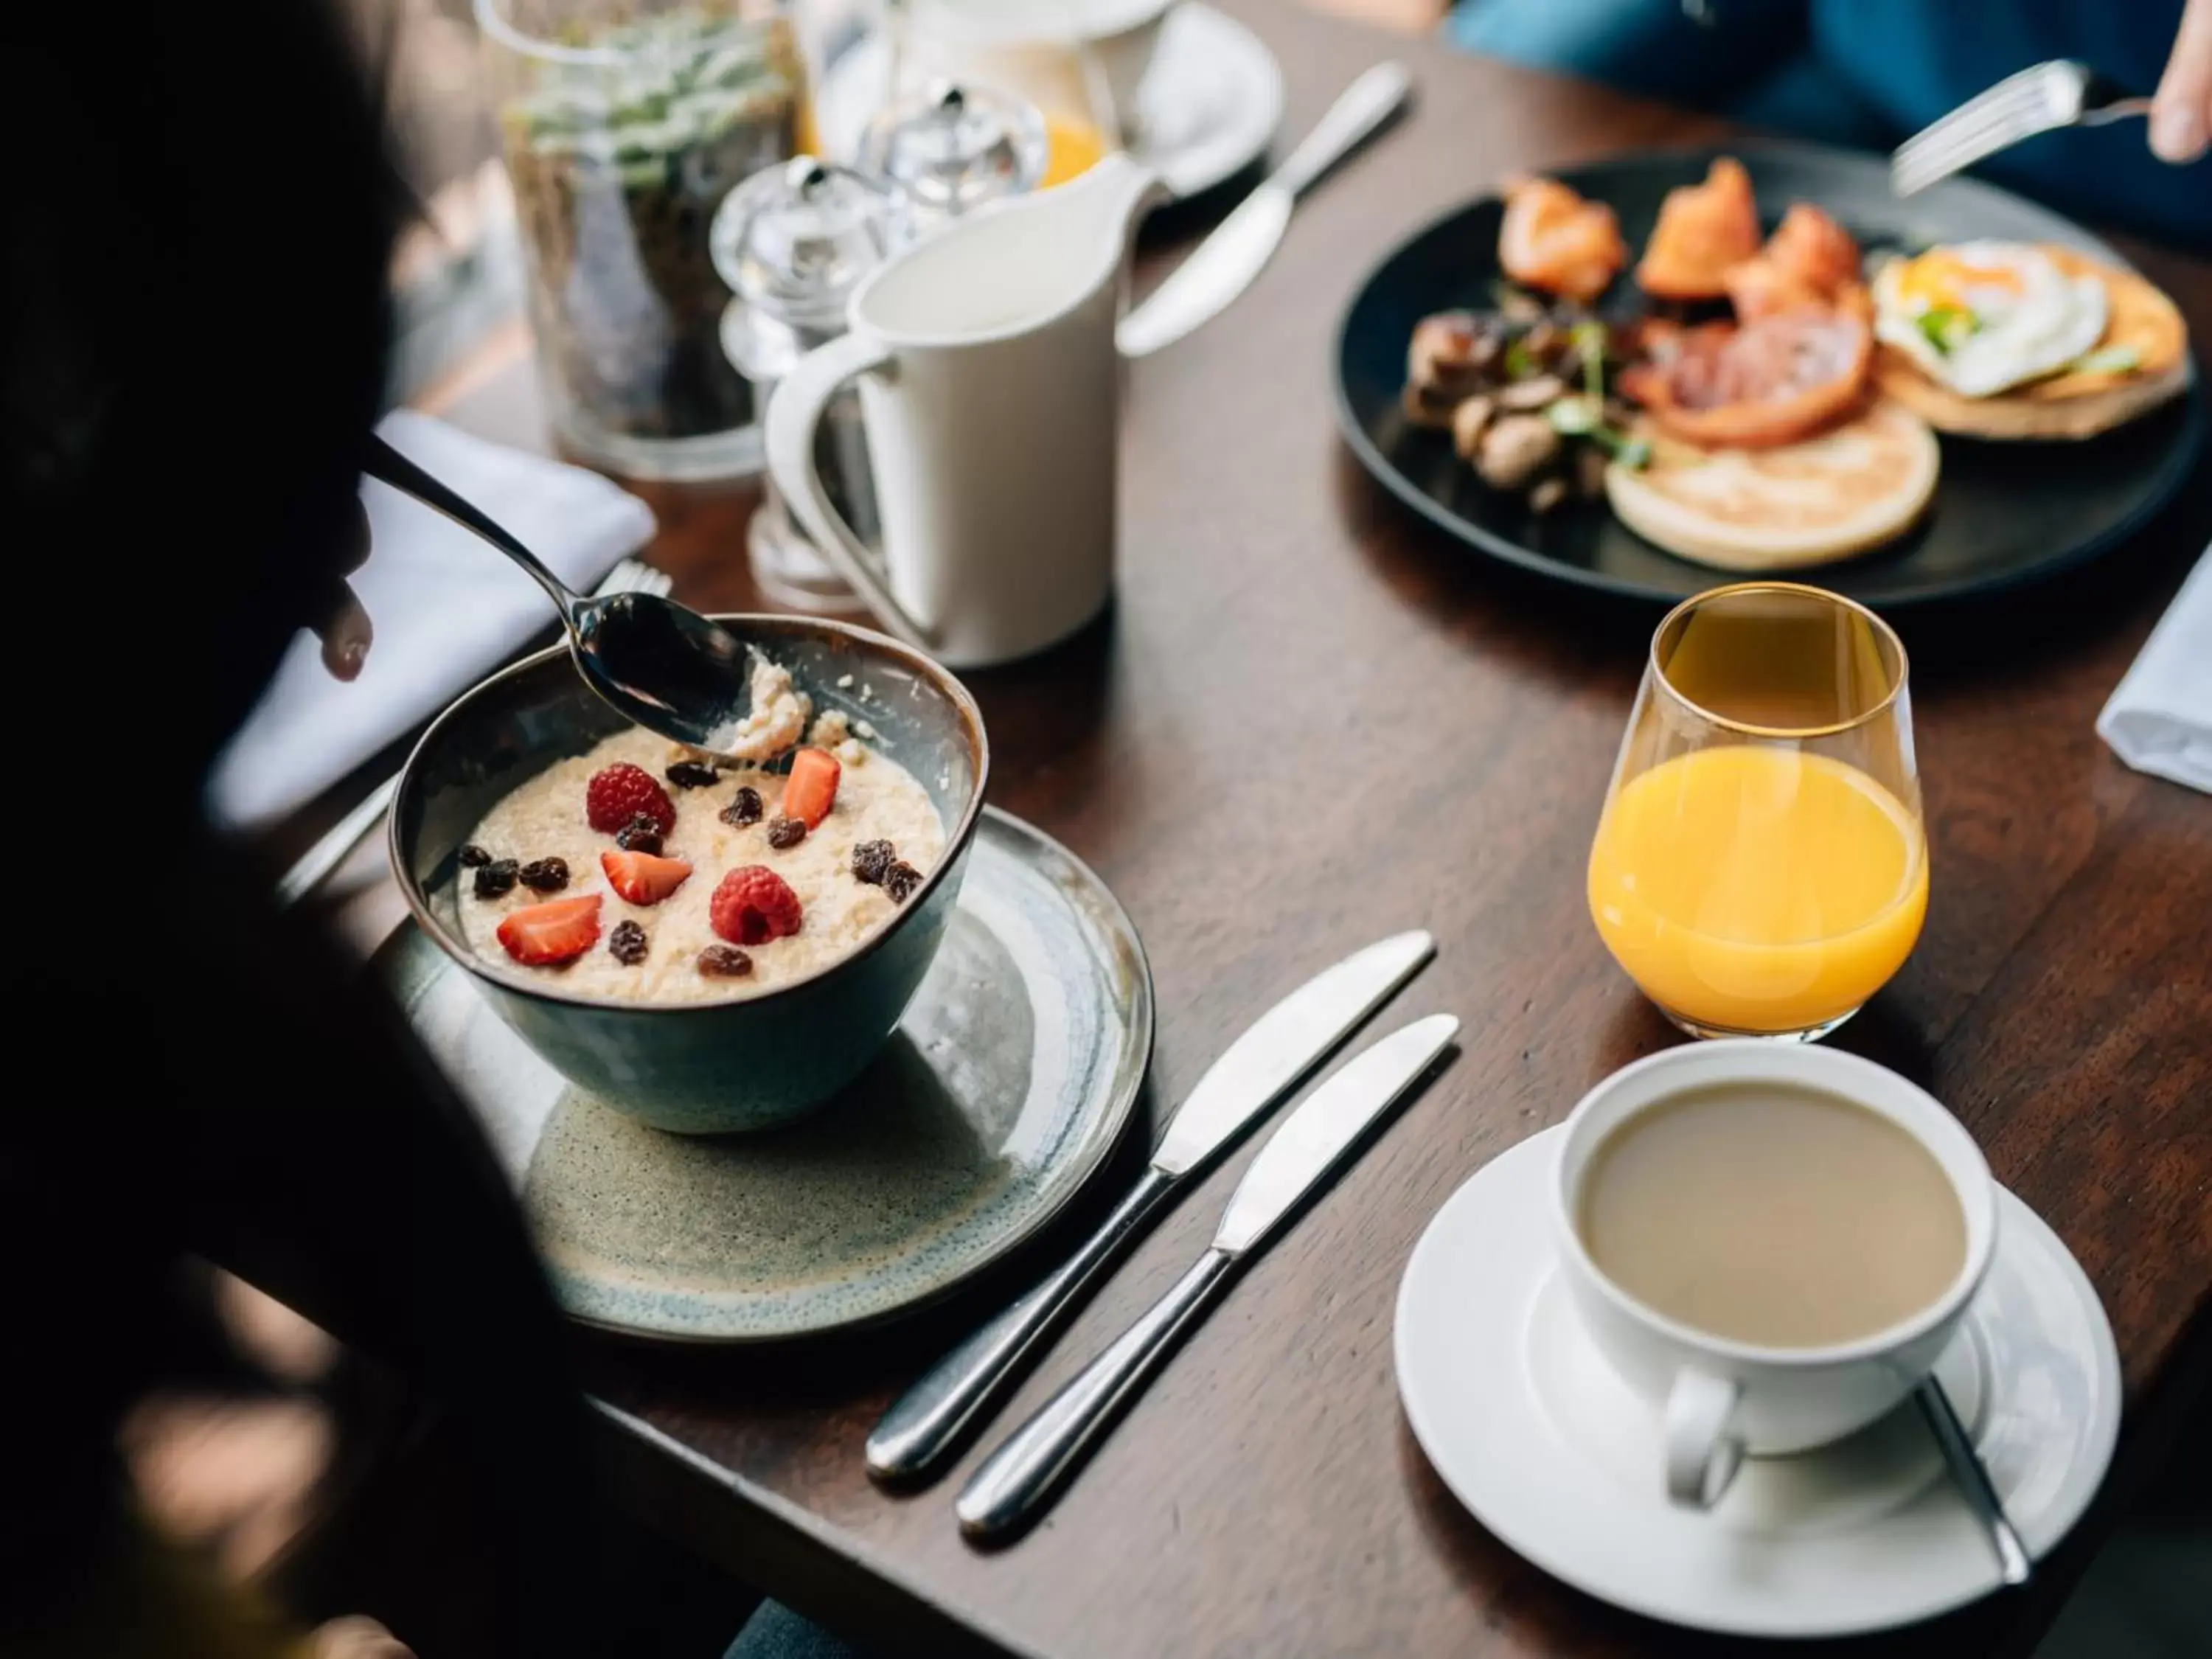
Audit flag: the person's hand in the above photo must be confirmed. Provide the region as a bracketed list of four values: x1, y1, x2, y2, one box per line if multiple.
[2152, 0, 2212, 162]
[316, 496, 374, 681]
[308, 1615, 417, 1658]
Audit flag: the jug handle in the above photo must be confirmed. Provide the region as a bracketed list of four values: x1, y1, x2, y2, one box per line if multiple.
[764, 334, 937, 651]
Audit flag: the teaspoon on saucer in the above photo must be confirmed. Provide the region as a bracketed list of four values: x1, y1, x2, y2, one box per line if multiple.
[1916, 1375, 2032, 1587]
[364, 435, 758, 759]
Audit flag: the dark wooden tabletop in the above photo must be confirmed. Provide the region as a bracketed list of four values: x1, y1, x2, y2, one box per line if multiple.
[351, 1, 2212, 1653]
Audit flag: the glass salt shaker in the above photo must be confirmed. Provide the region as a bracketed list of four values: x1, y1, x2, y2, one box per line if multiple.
[712, 157, 904, 613]
[858, 81, 1048, 234]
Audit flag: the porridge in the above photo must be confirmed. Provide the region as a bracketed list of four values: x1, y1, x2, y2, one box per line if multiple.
[456, 690, 945, 1004]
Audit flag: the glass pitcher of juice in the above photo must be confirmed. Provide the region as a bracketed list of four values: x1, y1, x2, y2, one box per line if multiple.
[1587, 583, 1927, 1043]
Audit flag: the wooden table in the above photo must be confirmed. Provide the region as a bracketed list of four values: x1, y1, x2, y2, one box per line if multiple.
[341, 1, 2212, 1652]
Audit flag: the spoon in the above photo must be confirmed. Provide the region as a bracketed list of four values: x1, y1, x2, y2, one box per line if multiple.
[363, 435, 757, 757]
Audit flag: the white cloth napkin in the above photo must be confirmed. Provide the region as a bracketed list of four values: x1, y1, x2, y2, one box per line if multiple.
[2098, 546, 2212, 795]
[209, 411, 657, 828]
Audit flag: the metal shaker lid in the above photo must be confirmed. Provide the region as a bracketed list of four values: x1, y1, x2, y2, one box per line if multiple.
[709, 156, 905, 335]
[858, 81, 1046, 223]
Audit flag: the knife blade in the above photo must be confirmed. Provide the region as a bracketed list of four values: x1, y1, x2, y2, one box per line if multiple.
[865, 931, 1436, 1483]
[955, 1014, 1459, 1540]
[1116, 60, 1413, 359]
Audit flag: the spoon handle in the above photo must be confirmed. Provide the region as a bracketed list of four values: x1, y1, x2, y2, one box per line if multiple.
[1915, 1377, 2031, 1587]
[362, 435, 580, 622]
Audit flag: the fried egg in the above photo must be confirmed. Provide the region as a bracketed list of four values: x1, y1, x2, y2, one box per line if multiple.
[1873, 242, 2107, 398]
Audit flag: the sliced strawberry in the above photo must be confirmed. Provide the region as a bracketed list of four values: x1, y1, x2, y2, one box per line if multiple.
[599, 848, 693, 906]
[709, 866, 803, 945]
[495, 894, 602, 966]
[782, 747, 841, 829]
[585, 762, 676, 836]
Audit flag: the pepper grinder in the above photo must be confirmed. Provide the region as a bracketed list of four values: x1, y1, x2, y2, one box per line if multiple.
[713, 157, 905, 613]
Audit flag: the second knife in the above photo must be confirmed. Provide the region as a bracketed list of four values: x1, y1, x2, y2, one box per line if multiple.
[956, 1013, 1461, 1540]
[865, 929, 1436, 1482]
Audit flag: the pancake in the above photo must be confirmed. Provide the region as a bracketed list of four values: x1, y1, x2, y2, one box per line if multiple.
[1604, 398, 1939, 571]
[1874, 247, 2190, 439]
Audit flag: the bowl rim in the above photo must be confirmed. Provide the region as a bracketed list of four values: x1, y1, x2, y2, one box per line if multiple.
[389, 612, 991, 1014]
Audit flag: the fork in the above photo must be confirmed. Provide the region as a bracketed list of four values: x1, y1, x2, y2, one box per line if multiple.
[1891, 61, 2152, 198]
[272, 556, 674, 911]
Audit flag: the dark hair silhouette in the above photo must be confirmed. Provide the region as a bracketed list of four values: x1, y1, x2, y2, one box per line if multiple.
[4, 9, 616, 1655]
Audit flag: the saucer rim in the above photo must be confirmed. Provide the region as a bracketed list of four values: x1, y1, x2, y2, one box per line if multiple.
[1394, 1124, 2122, 1639]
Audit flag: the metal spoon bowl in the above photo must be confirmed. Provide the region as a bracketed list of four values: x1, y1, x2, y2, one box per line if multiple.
[364, 434, 757, 758]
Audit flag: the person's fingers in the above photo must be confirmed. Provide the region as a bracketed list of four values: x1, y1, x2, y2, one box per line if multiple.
[2152, 0, 2212, 162]
[318, 579, 373, 681]
[309, 1615, 416, 1659]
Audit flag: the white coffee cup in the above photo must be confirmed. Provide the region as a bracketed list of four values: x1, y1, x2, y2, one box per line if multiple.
[763, 153, 1164, 668]
[1550, 1041, 1998, 1509]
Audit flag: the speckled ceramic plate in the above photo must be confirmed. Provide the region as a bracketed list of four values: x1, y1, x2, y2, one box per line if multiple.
[375, 807, 1152, 1342]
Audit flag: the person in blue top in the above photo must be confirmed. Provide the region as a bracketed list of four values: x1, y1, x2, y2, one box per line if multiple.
[1447, 0, 2212, 251]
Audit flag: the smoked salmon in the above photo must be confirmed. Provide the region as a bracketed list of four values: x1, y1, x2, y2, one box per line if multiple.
[1498, 176, 1628, 303]
[1635, 157, 1761, 301]
[1724, 204, 1863, 319]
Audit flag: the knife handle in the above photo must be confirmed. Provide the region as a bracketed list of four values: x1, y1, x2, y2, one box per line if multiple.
[867, 1166, 1179, 1484]
[1274, 61, 1412, 199]
[956, 1247, 1237, 1542]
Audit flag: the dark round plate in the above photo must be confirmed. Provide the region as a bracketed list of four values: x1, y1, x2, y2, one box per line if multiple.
[1334, 141, 2204, 609]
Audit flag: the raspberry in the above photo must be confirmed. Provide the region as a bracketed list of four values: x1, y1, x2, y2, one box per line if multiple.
[585, 763, 675, 837]
[709, 866, 803, 946]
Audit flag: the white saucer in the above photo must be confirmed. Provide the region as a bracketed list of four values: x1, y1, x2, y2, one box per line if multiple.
[815, 2, 1284, 201]
[1394, 1127, 2121, 1638]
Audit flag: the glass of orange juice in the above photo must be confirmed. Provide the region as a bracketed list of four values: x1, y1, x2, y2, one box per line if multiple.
[1587, 583, 1927, 1043]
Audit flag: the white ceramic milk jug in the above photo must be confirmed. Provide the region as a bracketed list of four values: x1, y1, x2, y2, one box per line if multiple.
[763, 153, 1164, 667]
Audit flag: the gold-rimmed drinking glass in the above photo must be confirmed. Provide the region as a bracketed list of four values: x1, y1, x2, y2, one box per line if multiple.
[1586, 582, 1927, 1043]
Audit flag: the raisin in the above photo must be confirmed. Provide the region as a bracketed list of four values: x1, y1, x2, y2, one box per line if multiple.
[614, 814, 664, 855]
[697, 944, 754, 978]
[666, 759, 719, 790]
[851, 839, 895, 885]
[459, 844, 493, 868]
[883, 861, 922, 903]
[608, 920, 649, 964]
[473, 859, 519, 898]
[720, 785, 763, 827]
[519, 857, 570, 893]
[766, 816, 807, 850]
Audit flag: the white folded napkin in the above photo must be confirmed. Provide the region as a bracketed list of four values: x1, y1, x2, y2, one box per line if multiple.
[209, 410, 657, 828]
[2098, 546, 2212, 795]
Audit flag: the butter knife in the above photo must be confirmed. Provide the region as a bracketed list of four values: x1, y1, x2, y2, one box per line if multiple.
[866, 930, 1436, 1483]
[1116, 60, 1413, 359]
[956, 1014, 1459, 1541]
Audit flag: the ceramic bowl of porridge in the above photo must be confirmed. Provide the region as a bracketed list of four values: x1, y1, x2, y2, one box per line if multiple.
[392, 616, 987, 1133]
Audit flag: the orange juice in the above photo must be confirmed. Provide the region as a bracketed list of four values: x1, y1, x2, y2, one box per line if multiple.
[1587, 745, 1927, 1034]
[1039, 110, 1110, 187]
